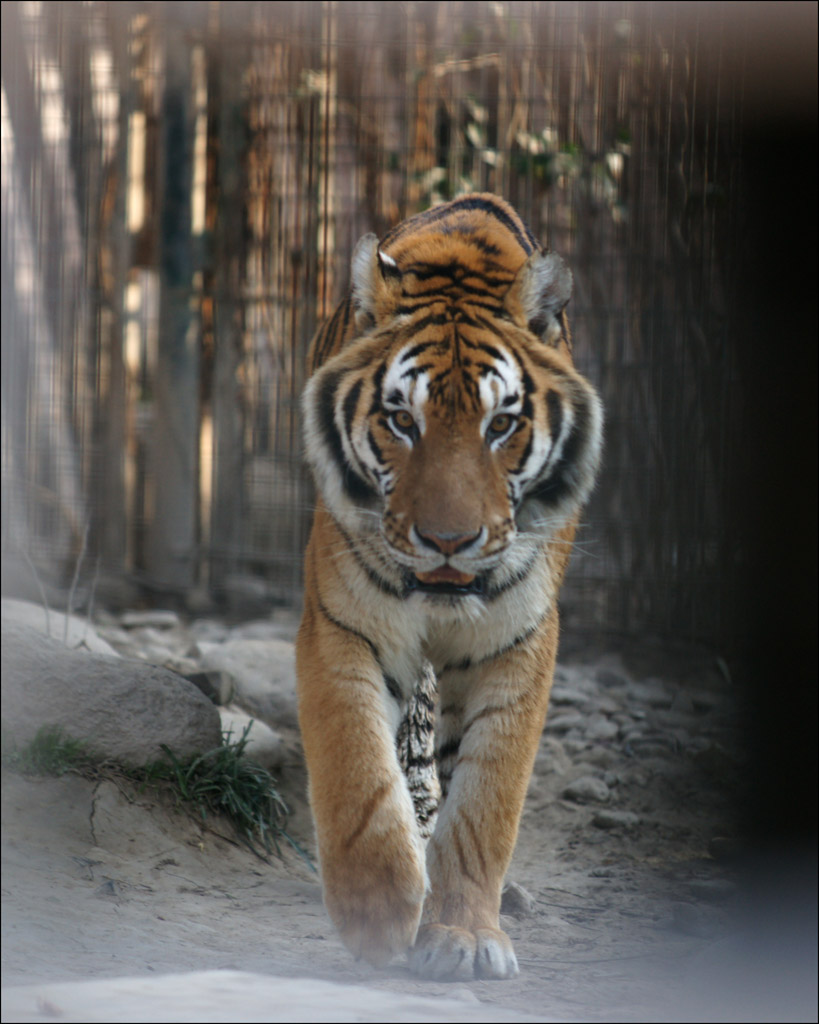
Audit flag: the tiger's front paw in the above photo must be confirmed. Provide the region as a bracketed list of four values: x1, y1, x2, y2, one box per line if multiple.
[323, 845, 426, 967]
[409, 924, 519, 980]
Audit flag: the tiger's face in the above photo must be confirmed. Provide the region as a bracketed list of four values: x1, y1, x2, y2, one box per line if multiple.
[303, 213, 602, 601]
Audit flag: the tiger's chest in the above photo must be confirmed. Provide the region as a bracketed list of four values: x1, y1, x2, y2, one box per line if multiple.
[323, 526, 557, 700]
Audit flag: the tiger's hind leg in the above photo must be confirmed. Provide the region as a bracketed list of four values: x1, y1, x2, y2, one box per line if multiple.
[396, 662, 440, 840]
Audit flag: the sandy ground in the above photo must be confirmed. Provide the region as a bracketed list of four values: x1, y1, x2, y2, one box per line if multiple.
[1, 638, 815, 1023]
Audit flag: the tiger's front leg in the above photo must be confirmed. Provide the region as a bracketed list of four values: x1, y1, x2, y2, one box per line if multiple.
[410, 611, 558, 980]
[297, 576, 427, 967]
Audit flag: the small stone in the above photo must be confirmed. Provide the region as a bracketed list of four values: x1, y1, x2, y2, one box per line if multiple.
[189, 620, 230, 644]
[562, 775, 610, 804]
[550, 685, 589, 707]
[580, 747, 619, 770]
[547, 712, 586, 734]
[500, 881, 536, 918]
[587, 715, 619, 741]
[184, 669, 234, 706]
[592, 809, 640, 829]
[596, 668, 629, 689]
[120, 610, 181, 629]
[627, 680, 673, 708]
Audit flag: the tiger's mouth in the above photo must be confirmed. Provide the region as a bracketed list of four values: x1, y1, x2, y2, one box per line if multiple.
[408, 567, 486, 596]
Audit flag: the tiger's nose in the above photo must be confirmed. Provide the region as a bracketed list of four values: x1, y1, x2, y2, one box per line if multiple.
[415, 527, 483, 556]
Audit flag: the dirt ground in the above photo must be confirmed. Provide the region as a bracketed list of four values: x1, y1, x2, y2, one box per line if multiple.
[1, 636, 815, 1023]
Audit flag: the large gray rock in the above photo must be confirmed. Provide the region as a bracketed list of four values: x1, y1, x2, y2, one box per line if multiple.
[1, 620, 221, 766]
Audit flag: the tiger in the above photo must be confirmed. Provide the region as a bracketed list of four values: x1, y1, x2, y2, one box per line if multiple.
[296, 193, 603, 980]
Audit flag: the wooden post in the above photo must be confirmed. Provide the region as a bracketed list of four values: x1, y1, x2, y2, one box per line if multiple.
[146, 10, 199, 592]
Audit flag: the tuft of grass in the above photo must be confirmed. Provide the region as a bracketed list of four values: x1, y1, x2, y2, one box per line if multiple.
[155, 723, 311, 866]
[3, 721, 312, 869]
[3, 725, 95, 776]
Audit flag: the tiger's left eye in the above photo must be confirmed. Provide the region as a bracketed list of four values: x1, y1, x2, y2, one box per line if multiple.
[487, 413, 515, 438]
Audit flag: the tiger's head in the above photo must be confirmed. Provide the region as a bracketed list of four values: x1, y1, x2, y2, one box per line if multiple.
[303, 196, 603, 600]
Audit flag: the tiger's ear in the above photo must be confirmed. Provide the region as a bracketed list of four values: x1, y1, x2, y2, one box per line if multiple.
[504, 250, 573, 347]
[351, 233, 402, 333]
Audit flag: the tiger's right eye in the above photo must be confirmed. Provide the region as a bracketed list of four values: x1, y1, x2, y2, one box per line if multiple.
[390, 410, 415, 434]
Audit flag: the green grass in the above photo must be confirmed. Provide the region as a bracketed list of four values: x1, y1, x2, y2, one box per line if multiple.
[3, 725, 94, 776]
[154, 723, 310, 864]
[4, 722, 311, 868]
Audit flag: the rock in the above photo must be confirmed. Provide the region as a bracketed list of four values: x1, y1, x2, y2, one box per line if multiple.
[196, 639, 298, 728]
[627, 679, 674, 708]
[586, 715, 619, 741]
[594, 696, 622, 715]
[549, 685, 589, 707]
[1, 620, 221, 765]
[547, 712, 586, 735]
[1, 598, 119, 657]
[183, 668, 234, 706]
[654, 708, 698, 729]
[596, 668, 630, 689]
[229, 611, 301, 643]
[120, 609, 181, 630]
[219, 706, 286, 770]
[189, 619, 230, 644]
[126, 626, 181, 663]
[562, 776, 610, 804]
[579, 746, 620, 770]
[534, 736, 572, 776]
[592, 809, 640, 829]
[501, 881, 536, 918]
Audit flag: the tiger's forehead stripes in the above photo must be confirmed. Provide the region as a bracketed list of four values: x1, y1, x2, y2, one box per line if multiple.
[382, 335, 523, 424]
